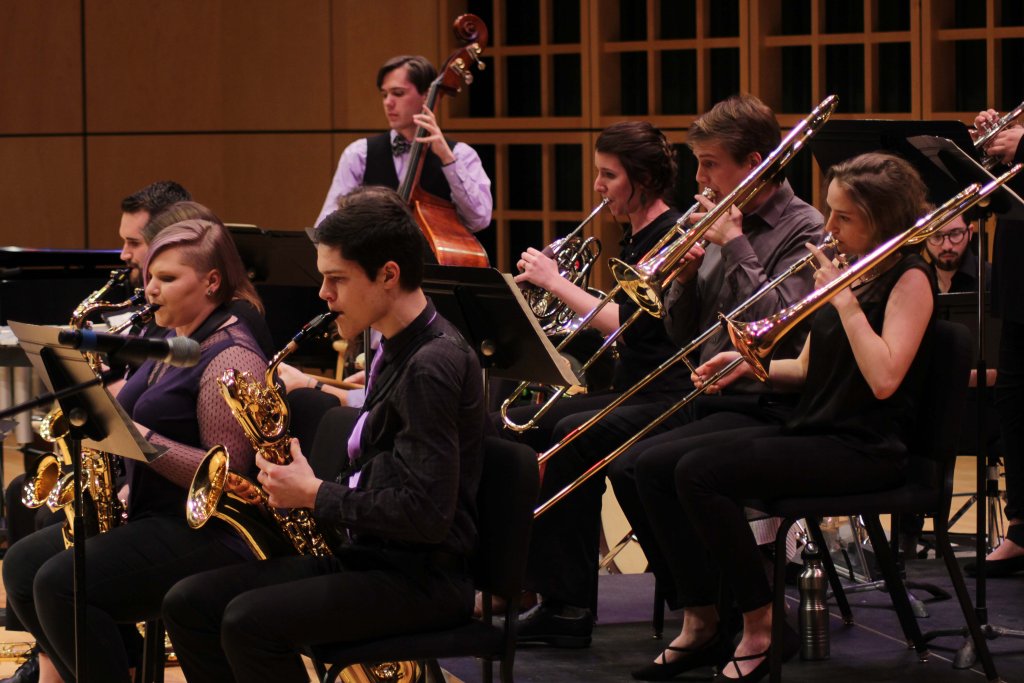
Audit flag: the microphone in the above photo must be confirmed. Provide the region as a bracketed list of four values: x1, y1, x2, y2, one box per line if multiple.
[57, 329, 201, 368]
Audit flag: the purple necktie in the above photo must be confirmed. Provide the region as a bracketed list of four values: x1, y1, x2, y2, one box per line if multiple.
[345, 343, 385, 487]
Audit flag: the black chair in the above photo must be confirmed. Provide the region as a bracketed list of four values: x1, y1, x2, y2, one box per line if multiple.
[755, 320, 1000, 682]
[310, 436, 540, 683]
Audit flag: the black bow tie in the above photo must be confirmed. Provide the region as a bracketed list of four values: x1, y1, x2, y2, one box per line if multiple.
[392, 136, 412, 157]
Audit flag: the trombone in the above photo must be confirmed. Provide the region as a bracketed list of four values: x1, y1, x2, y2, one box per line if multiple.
[533, 164, 1022, 518]
[975, 100, 1024, 170]
[533, 233, 841, 515]
[611, 94, 840, 317]
[500, 189, 713, 433]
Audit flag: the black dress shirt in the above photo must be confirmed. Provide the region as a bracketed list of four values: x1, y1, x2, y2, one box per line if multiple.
[313, 300, 484, 559]
[613, 208, 692, 393]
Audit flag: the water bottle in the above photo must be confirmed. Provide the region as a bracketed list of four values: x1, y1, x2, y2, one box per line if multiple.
[798, 542, 830, 661]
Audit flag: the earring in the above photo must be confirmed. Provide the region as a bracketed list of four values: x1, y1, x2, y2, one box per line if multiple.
[206, 288, 214, 297]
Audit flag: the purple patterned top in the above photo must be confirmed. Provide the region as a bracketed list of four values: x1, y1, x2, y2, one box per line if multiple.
[117, 319, 266, 520]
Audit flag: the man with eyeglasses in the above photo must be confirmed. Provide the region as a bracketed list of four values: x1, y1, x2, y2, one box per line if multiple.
[922, 214, 990, 294]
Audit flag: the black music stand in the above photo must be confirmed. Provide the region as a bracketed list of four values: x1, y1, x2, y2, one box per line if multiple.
[903, 136, 1024, 665]
[422, 265, 578, 405]
[228, 225, 333, 365]
[8, 321, 161, 683]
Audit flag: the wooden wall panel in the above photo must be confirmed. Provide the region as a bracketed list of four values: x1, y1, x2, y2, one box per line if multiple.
[86, 133, 333, 247]
[0, 2, 82, 134]
[330, 0, 441, 130]
[0, 137, 84, 247]
[85, 0, 332, 132]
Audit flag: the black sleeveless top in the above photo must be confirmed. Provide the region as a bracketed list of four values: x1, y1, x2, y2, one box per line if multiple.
[785, 253, 935, 457]
[613, 209, 692, 394]
[363, 132, 454, 201]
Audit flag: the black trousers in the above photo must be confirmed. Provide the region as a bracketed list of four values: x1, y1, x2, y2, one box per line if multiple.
[635, 419, 904, 612]
[4, 472, 63, 633]
[522, 394, 690, 608]
[2, 516, 249, 683]
[608, 409, 775, 610]
[162, 546, 474, 683]
[997, 318, 1024, 521]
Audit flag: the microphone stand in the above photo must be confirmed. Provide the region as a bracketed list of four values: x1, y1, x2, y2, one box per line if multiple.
[0, 352, 110, 683]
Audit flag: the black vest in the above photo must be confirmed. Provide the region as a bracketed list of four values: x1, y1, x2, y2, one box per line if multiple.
[363, 133, 455, 201]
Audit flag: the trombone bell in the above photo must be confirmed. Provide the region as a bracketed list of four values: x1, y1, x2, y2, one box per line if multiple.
[722, 315, 772, 382]
[609, 257, 668, 318]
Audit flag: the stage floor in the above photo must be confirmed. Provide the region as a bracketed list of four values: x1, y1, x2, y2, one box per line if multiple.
[443, 568, 1024, 683]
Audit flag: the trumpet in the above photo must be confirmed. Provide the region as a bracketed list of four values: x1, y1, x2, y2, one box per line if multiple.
[975, 100, 1024, 170]
[611, 94, 839, 318]
[534, 165, 1021, 518]
[524, 198, 607, 334]
[500, 189, 713, 433]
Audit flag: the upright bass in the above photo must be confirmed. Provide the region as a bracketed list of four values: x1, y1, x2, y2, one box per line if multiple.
[398, 14, 490, 267]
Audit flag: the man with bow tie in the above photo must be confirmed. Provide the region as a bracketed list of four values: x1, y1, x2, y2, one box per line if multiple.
[315, 55, 493, 234]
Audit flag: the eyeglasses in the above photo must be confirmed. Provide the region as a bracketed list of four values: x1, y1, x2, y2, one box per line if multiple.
[926, 227, 969, 246]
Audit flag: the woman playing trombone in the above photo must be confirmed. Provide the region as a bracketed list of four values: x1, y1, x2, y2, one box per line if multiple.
[630, 152, 933, 681]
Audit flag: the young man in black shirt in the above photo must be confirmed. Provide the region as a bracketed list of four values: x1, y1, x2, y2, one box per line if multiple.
[162, 186, 485, 683]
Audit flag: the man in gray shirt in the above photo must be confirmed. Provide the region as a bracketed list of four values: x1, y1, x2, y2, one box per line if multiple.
[517, 95, 824, 649]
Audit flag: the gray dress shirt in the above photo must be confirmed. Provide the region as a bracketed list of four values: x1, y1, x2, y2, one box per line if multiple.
[663, 179, 824, 390]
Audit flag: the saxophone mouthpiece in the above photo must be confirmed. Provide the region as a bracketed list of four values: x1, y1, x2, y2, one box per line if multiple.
[291, 311, 339, 344]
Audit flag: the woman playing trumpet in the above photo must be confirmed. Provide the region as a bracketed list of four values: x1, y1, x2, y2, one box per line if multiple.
[2, 220, 267, 683]
[630, 152, 933, 681]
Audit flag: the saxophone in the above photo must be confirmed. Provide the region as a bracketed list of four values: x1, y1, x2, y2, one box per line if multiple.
[186, 311, 339, 558]
[23, 274, 155, 547]
[186, 314, 423, 683]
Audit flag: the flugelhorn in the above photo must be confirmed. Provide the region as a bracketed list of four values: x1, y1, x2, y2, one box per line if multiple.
[531, 233, 841, 516]
[524, 198, 607, 334]
[499, 189, 713, 433]
[975, 100, 1024, 170]
[535, 165, 1021, 518]
[610, 94, 840, 318]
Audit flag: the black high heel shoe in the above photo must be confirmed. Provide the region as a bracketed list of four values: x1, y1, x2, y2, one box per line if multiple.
[716, 623, 799, 683]
[631, 630, 730, 681]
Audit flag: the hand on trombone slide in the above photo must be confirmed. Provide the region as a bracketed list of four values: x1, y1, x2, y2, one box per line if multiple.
[672, 242, 705, 285]
[691, 351, 753, 395]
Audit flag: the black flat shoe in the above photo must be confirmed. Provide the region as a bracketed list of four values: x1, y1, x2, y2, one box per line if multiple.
[717, 623, 799, 683]
[515, 601, 593, 648]
[631, 631, 730, 681]
[964, 554, 1024, 578]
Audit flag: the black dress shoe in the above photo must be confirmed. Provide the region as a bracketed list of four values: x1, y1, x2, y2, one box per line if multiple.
[717, 623, 799, 683]
[632, 630, 731, 680]
[965, 554, 1024, 578]
[0, 649, 40, 683]
[515, 601, 593, 648]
